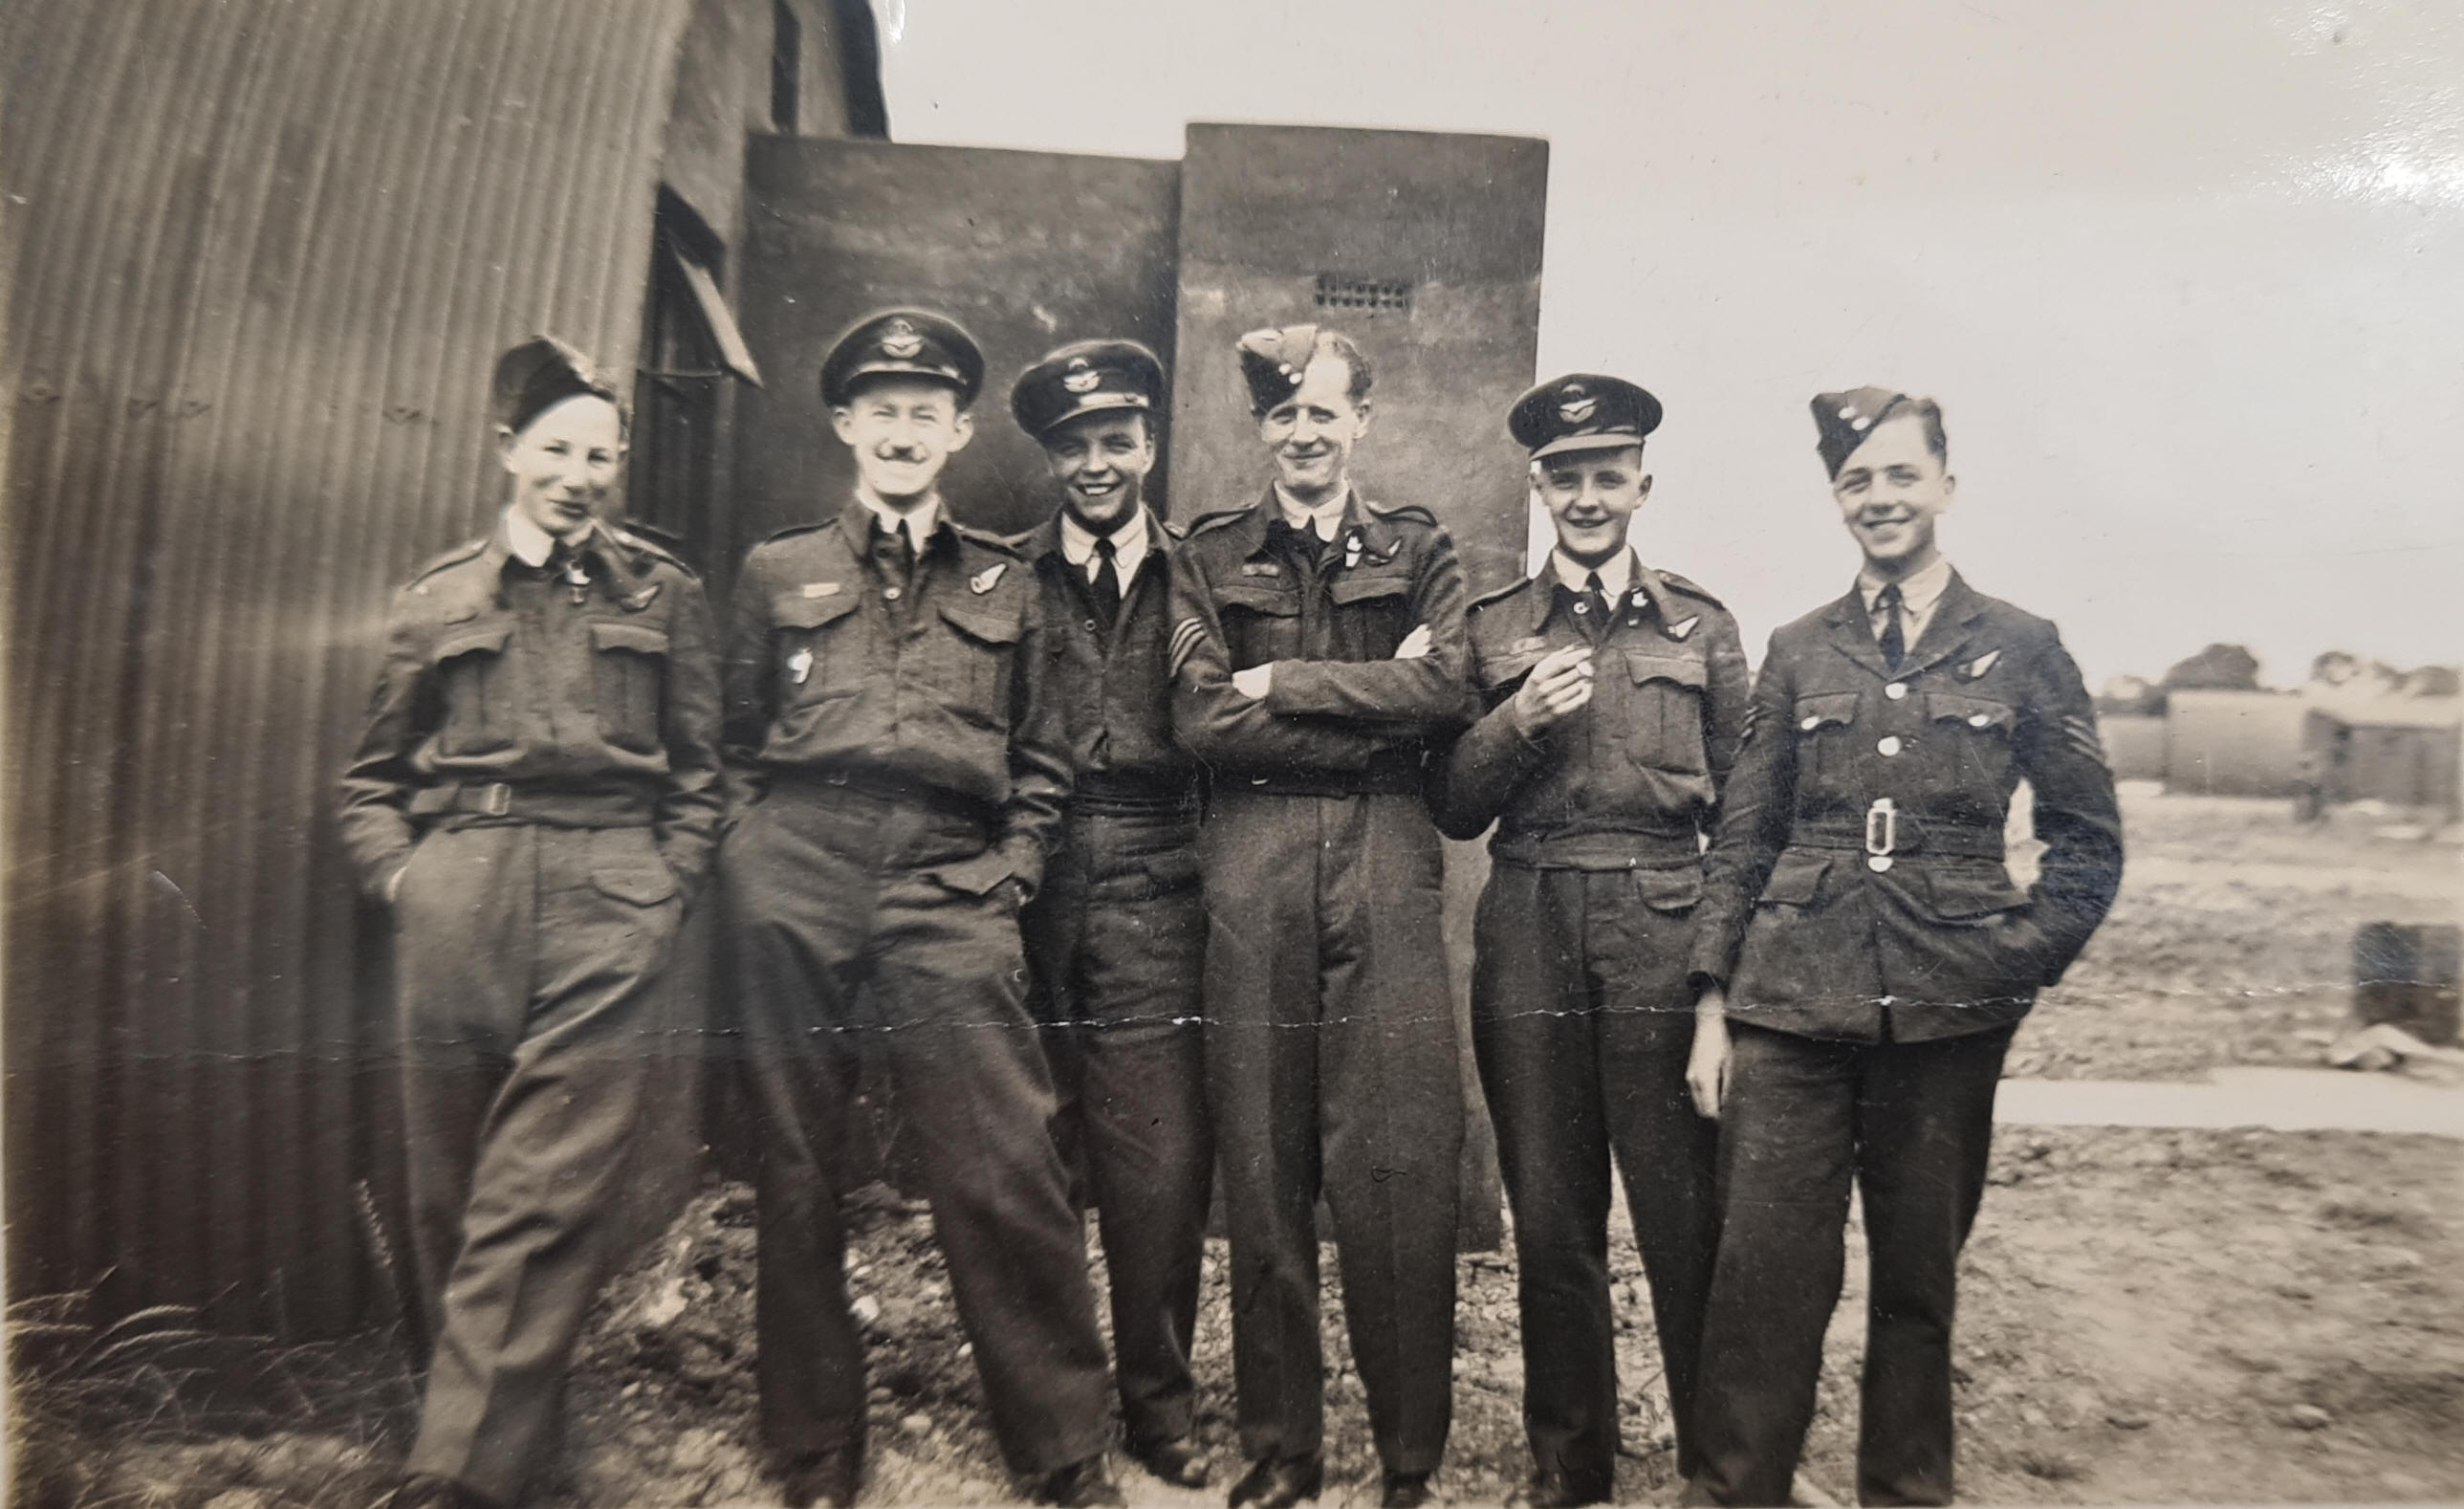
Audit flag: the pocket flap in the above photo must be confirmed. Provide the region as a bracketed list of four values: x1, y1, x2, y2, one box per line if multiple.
[937, 601, 1023, 645]
[1758, 850, 1830, 906]
[432, 622, 512, 663]
[1476, 648, 1543, 692]
[589, 620, 669, 658]
[1791, 690, 1859, 733]
[1926, 868, 2028, 920]
[772, 589, 860, 630]
[1927, 692, 2017, 733]
[1626, 650, 1708, 689]
[1215, 581, 1300, 617]
[1631, 864, 1705, 912]
[1328, 572, 1411, 605]
[592, 866, 677, 906]
[931, 850, 1014, 896]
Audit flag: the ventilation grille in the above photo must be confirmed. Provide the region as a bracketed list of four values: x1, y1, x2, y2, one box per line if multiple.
[1314, 273, 1413, 315]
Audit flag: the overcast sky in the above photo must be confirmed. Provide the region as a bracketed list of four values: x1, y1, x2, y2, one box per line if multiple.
[872, 0, 2461, 689]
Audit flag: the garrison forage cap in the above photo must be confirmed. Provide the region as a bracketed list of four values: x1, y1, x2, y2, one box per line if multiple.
[493, 335, 621, 435]
[1813, 385, 1930, 478]
[1011, 339, 1166, 439]
[1235, 323, 1341, 413]
[820, 308, 985, 408]
[1509, 373, 1663, 460]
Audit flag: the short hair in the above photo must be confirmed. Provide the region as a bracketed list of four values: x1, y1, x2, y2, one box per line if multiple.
[1904, 397, 1949, 466]
[1254, 330, 1374, 415]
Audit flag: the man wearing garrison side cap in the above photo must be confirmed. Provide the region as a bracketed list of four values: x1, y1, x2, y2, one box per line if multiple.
[720, 310, 1123, 1508]
[1009, 339, 1217, 1492]
[1168, 322, 1476, 1509]
[1681, 388, 2124, 1506]
[1431, 374, 1748, 1508]
[340, 337, 722, 1509]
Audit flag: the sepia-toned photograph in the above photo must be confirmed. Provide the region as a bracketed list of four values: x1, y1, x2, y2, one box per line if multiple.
[4, 3, 2458, 1507]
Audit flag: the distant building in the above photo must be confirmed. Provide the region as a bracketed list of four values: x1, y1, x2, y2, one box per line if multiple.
[2303, 692, 2462, 818]
[2162, 689, 2311, 797]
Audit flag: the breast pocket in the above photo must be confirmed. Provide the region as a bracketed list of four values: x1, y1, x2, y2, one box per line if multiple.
[1925, 691, 2018, 783]
[427, 622, 514, 756]
[1215, 580, 1301, 667]
[1624, 650, 1711, 774]
[1327, 570, 1413, 656]
[934, 600, 1023, 726]
[588, 621, 667, 754]
[1788, 690, 1861, 794]
[771, 590, 861, 707]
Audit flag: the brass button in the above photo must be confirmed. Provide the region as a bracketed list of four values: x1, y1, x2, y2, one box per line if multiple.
[1885, 682, 1908, 700]
[1867, 855, 1893, 873]
[884, 585, 903, 601]
[1878, 735, 1904, 756]
[1969, 712, 1992, 728]
[1799, 715, 1822, 732]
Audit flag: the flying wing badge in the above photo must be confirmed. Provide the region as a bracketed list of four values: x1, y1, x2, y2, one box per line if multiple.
[620, 583, 662, 612]
[969, 563, 1006, 594]
[1965, 649, 2002, 680]
[802, 581, 841, 598]
[1667, 615, 1700, 641]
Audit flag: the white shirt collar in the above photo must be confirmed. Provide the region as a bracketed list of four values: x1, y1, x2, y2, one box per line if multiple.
[1858, 554, 1952, 619]
[1058, 507, 1151, 582]
[502, 506, 587, 569]
[856, 490, 940, 551]
[1272, 483, 1350, 542]
[1551, 547, 1635, 601]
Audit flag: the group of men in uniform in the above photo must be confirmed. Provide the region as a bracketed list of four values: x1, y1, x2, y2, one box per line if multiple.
[343, 306, 2122, 1509]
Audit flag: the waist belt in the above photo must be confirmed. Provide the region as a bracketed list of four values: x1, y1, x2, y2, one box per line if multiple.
[1072, 774, 1203, 820]
[1491, 827, 1701, 869]
[410, 781, 656, 827]
[1219, 767, 1423, 799]
[1791, 800, 2006, 862]
[770, 766, 999, 832]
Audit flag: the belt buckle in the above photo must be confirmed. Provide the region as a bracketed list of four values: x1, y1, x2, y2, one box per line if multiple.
[479, 782, 512, 817]
[1864, 797, 1897, 872]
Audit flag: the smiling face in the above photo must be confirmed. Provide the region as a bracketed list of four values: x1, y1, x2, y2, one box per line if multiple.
[1040, 409, 1155, 532]
[499, 393, 625, 540]
[832, 376, 973, 508]
[1538, 443, 1651, 566]
[1831, 412, 1954, 573]
[1256, 354, 1370, 505]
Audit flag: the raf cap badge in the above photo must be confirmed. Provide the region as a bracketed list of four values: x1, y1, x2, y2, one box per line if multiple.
[820, 308, 985, 408]
[1009, 339, 1167, 439]
[1812, 386, 1938, 478]
[879, 318, 925, 360]
[1508, 373, 1664, 460]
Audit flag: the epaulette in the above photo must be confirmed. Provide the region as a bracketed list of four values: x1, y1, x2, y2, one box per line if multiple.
[609, 526, 699, 580]
[405, 536, 488, 588]
[759, 520, 832, 545]
[1161, 518, 1188, 541]
[1655, 569, 1725, 610]
[954, 522, 1026, 558]
[1360, 498, 1438, 527]
[1184, 508, 1251, 536]
[1466, 576, 1536, 616]
[997, 528, 1039, 554]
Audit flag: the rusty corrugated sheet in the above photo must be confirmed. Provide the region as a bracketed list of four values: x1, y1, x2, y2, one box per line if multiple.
[4, 0, 696, 1334]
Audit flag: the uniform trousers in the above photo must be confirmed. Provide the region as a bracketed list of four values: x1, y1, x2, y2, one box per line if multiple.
[1471, 862, 1719, 1493]
[1198, 788, 1465, 1475]
[1691, 1020, 2016, 1508]
[1020, 801, 1212, 1451]
[723, 781, 1112, 1477]
[395, 820, 684, 1505]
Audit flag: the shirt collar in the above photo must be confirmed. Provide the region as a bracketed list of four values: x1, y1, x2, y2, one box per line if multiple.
[855, 489, 942, 551]
[500, 506, 593, 570]
[1550, 546, 1634, 601]
[1858, 554, 1953, 618]
[1058, 507, 1148, 568]
[1272, 483, 1350, 542]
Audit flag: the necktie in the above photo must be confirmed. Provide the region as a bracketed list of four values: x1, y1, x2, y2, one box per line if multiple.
[1876, 581, 1907, 670]
[1583, 571, 1611, 638]
[1089, 534, 1122, 629]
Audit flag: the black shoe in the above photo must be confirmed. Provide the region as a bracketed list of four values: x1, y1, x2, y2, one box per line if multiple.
[1228, 1454, 1324, 1509]
[1127, 1434, 1214, 1488]
[1032, 1454, 1126, 1508]
[776, 1446, 862, 1509]
[1381, 1470, 1433, 1509]
[1511, 1469, 1610, 1508]
[382, 1476, 500, 1509]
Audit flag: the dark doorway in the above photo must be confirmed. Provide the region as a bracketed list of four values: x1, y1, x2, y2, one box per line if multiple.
[630, 187, 762, 571]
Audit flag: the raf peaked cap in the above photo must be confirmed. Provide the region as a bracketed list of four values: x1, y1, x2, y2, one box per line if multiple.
[1010, 339, 1165, 439]
[820, 308, 984, 408]
[1813, 385, 1932, 477]
[492, 335, 621, 434]
[1508, 373, 1663, 460]
[1235, 323, 1336, 413]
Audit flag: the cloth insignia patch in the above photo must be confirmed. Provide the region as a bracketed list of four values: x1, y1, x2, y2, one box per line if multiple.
[969, 563, 1006, 594]
[1965, 649, 2002, 679]
[1240, 562, 1281, 578]
[620, 584, 661, 612]
[1741, 701, 1765, 743]
[1169, 617, 1207, 678]
[2061, 713, 2106, 764]
[1510, 635, 1546, 653]
[802, 581, 841, 598]
[1667, 615, 1700, 641]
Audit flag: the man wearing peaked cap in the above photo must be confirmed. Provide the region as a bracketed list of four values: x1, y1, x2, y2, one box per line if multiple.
[720, 307, 1124, 1507]
[1007, 339, 1218, 1492]
[339, 337, 721, 1509]
[1169, 322, 1474, 1509]
[1430, 373, 1745, 1508]
[1682, 388, 2123, 1506]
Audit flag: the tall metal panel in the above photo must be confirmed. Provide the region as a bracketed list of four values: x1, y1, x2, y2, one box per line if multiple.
[4, 0, 696, 1333]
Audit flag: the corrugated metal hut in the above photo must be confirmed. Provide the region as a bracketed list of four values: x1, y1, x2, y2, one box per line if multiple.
[2303, 694, 2462, 816]
[3, 0, 886, 1335]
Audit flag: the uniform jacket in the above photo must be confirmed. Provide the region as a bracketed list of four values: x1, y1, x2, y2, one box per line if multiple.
[1689, 570, 2123, 1041]
[1432, 558, 1748, 878]
[337, 519, 724, 899]
[1022, 509, 1202, 798]
[721, 499, 1071, 895]
[1167, 488, 1475, 785]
